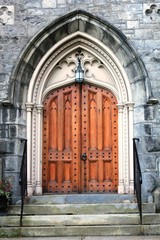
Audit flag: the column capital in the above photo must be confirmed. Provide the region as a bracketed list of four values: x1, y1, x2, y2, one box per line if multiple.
[26, 102, 34, 112]
[126, 102, 135, 109]
[36, 104, 44, 114]
[117, 103, 124, 109]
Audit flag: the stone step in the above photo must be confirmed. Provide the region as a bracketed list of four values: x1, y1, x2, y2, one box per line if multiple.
[8, 203, 156, 215]
[28, 194, 136, 204]
[1, 213, 160, 227]
[0, 225, 160, 237]
[143, 213, 160, 225]
[0, 214, 140, 226]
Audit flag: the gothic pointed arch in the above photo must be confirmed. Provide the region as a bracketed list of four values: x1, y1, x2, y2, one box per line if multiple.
[9, 10, 153, 196]
[10, 10, 152, 107]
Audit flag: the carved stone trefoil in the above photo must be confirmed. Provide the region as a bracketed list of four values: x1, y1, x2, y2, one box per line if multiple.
[145, 4, 160, 21]
[0, 6, 14, 25]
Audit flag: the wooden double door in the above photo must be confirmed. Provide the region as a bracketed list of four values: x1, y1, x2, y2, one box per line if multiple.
[43, 83, 118, 194]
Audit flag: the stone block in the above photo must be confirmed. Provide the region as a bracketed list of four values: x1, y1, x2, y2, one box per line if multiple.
[0, 140, 14, 154]
[85, 22, 104, 41]
[50, 25, 69, 43]
[144, 105, 156, 121]
[143, 172, 157, 194]
[131, 80, 146, 105]
[38, 34, 56, 54]
[102, 32, 120, 53]
[134, 106, 144, 123]
[0, 124, 9, 138]
[127, 20, 139, 29]
[153, 187, 160, 212]
[2, 108, 8, 122]
[0, 89, 8, 100]
[125, 4, 143, 12]
[144, 124, 152, 135]
[42, 0, 57, 8]
[9, 125, 17, 138]
[27, 8, 47, 16]
[24, 0, 41, 8]
[134, 124, 144, 143]
[152, 126, 160, 135]
[145, 40, 160, 50]
[145, 136, 160, 152]
[58, 0, 66, 4]
[28, 48, 45, 70]
[68, 19, 79, 33]
[23, 16, 46, 37]
[143, 154, 156, 172]
[4, 156, 21, 172]
[10, 108, 17, 122]
[135, 29, 153, 40]
[17, 125, 26, 139]
[115, 43, 135, 66]
[79, 18, 87, 32]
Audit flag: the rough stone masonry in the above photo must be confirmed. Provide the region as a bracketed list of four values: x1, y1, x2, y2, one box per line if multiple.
[0, 0, 160, 204]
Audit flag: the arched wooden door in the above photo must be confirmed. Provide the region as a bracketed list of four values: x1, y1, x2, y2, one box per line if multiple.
[42, 83, 118, 194]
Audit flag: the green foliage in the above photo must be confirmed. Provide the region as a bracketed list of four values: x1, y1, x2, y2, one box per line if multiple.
[0, 180, 12, 200]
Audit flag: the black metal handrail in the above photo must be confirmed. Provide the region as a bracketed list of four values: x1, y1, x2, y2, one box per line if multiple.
[133, 138, 142, 225]
[19, 139, 27, 226]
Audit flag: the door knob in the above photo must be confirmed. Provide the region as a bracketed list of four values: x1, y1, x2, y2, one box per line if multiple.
[81, 153, 87, 161]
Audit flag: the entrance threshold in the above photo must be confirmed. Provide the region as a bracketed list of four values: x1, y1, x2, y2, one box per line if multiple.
[28, 194, 136, 205]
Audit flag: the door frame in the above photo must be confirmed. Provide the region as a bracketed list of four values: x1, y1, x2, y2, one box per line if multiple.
[26, 32, 134, 196]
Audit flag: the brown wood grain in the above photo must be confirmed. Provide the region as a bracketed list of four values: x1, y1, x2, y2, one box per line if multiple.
[42, 83, 118, 193]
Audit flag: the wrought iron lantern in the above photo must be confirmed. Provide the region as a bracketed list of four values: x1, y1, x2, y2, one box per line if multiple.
[75, 57, 84, 83]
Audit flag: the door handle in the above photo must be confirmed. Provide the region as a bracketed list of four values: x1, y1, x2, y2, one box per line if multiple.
[81, 153, 87, 161]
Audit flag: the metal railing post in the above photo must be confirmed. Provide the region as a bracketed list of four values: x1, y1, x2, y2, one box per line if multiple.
[133, 138, 142, 225]
[19, 139, 27, 227]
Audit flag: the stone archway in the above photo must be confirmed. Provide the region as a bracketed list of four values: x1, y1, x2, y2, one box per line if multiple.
[9, 10, 153, 196]
[26, 34, 133, 196]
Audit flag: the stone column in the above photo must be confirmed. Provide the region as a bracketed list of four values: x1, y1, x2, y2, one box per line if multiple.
[127, 102, 134, 194]
[26, 102, 34, 196]
[35, 104, 43, 195]
[117, 103, 125, 194]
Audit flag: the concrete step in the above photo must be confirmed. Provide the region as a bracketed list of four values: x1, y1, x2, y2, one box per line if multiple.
[0, 214, 140, 226]
[0, 225, 160, 237]
[28, 194, 136, 204]
[143, 213, 160, 225]
[1, 213, 160, 227]
[8, 203, 156, 215]
[0, 195, 159, 238]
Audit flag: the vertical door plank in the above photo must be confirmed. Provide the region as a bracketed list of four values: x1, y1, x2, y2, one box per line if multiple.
[42, 84, 80, 193]
[81, 84, 118, 193]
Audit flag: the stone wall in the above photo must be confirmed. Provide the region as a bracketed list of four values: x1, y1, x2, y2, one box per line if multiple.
[0, 0, 160, 203]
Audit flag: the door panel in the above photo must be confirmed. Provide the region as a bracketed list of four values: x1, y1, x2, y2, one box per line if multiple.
[81, 84, 118, 193]
[43, 83, 118, 193]
[43, 84, 81, 193]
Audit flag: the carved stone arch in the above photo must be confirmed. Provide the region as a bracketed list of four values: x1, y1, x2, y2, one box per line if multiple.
[26, 36, 134, 195]
[10, 10, 153, 196]
[10, 10, 153, 107]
